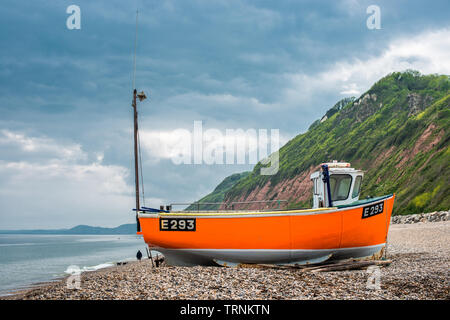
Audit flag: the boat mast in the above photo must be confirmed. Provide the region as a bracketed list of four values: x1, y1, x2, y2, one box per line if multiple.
[132, 89, 141, 232]
[132, 10, 141, 232]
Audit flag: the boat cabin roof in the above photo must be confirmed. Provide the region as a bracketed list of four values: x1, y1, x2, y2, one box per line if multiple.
[310, 162, 363, 179]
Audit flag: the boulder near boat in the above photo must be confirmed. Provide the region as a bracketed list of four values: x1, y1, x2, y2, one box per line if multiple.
[129, 87, 395, 266]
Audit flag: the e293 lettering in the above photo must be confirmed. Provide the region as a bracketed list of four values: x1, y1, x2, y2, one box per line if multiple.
[362, 202, 384, 219]
[160, 218, 196, 231]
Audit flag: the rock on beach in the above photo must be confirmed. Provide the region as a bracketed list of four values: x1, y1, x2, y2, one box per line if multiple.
[391, 210, 449, 224]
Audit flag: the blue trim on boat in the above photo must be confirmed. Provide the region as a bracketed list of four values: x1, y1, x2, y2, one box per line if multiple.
[133, 207, 169, 213]
[142, 207, 169, 213]
[336, 194, 393, 209]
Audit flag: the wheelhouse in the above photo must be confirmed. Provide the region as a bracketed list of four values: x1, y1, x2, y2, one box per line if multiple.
[310, 161, 364, 208]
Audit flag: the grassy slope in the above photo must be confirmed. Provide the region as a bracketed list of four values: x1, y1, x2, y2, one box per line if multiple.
[215, 71, 449, 215]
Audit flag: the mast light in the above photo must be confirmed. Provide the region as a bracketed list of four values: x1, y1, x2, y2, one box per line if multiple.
[137, 91, 147, 101]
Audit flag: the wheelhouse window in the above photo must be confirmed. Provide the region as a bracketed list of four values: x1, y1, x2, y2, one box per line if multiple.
[313, 178, 320, 195]
[352, 175, 363, 198]
[329, 174, 352, 201]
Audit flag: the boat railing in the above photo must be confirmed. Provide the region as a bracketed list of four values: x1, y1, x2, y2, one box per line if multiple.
[170, 199, 289, 212]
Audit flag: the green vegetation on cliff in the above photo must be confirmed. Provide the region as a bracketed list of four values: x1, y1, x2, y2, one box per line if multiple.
[196, 71, 450, 215]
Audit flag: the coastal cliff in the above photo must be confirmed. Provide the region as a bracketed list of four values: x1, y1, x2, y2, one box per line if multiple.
[195, 71, 450, 215]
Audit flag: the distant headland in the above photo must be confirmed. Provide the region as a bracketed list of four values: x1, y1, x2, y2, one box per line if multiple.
[0, 224, 136, 235]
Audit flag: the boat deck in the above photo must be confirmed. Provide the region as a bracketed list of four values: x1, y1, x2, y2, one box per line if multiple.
[138, 195, 394, 217]
[155, 207, 334, 216]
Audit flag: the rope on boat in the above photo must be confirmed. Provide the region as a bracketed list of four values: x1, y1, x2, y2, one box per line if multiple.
[137, 128, 145, 207]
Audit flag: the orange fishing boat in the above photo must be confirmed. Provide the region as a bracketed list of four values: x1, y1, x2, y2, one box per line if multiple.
[129, 63, 394, 266]
[135, 162, 394, 266]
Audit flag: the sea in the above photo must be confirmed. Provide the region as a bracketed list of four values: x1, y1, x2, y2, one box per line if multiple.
[0, 234, 157, 296]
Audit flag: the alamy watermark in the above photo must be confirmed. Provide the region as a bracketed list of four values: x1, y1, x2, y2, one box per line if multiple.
[66, 5, 380, 31]
[66, 265, 81, 289]
[162, 121, 280, 175]
[66, 5, 81, 30]
[366, 5, 381, 30]
[366, 265, 381, 290]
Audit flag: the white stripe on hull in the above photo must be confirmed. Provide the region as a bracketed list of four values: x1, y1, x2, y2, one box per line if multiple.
[153, 244, 385, 266]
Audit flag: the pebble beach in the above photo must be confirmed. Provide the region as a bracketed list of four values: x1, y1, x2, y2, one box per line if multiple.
[3, 216, 449, 300]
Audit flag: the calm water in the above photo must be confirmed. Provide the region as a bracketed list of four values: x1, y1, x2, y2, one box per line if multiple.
[0, 234, 156, 295]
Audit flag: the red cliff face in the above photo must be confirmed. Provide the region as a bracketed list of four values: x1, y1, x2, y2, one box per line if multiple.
[222, 166, 317, 210]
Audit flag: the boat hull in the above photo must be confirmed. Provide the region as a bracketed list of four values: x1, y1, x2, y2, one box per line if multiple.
[138, 194, 395, 266]
[153, 244, 385, 266]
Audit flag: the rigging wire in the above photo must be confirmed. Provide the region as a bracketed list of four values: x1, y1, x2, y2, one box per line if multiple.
[132, 9, 138, 91]
[138, 127, 146, 207]
[131, 9, 146, 208]
[128, 10, 139, 209]
[128, 101, 135, 203]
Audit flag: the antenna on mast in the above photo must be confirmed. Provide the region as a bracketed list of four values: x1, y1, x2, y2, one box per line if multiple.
[132, 9, 138, 91]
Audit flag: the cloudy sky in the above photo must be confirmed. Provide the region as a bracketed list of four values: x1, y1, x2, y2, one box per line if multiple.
[0, 0, 449, 229]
